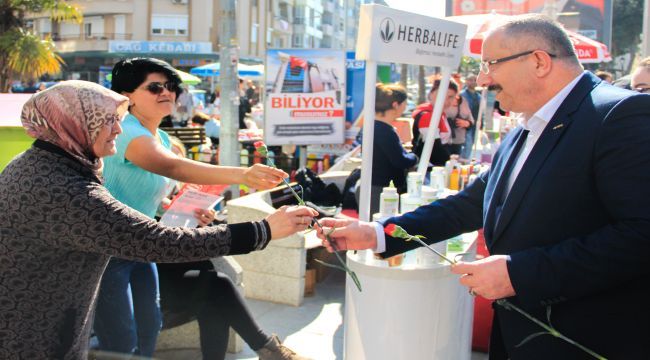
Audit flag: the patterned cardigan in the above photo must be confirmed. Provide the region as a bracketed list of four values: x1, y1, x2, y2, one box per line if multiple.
[0, 141, 271, 359]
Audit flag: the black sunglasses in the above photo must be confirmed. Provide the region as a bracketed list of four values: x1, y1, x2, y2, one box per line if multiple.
[142, 81, 179, 95]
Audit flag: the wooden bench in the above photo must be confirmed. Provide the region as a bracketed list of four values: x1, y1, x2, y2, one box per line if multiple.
[160, 127, 206, 149]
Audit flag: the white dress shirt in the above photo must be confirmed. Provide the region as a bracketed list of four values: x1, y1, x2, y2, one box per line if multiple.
[372, 73, 585, 253]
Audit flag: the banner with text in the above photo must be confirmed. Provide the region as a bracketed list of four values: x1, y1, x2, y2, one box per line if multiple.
[264, 49, 346, 146]
[449, 0, 609, 42]
[356, 4, 467, 67]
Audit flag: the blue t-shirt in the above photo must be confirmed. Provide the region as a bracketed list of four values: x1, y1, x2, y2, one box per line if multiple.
[103, 114, 172, 218]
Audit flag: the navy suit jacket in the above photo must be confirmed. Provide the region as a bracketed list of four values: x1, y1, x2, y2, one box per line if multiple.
[381, 72, 650, 359]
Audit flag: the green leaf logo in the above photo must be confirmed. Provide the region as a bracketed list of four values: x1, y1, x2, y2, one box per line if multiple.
[379, 18, 395, 43]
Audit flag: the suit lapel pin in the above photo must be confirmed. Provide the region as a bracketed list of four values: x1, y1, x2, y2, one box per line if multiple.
[552, 124, 564, 130]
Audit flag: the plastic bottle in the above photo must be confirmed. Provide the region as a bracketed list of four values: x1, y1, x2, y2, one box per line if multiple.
[379, 181, 399, 216]
[307, 153, 318, 170]
[430, 167, 446, 191]
[400, 193, 422, 214]
[449, 167, 460, 191]
[460, 166, 469, 190]
[444, 155, 459, 187]
[421, 186, 438, 204]
[407, 171, 423, 198]
[323, 154, 331, 171]
[240, 148, 249, 167]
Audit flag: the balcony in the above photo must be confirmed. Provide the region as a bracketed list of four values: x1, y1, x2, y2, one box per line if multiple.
[49, 33, 134, 53]
[292, 22, 303, 33]
[321, 24, 334, 36]
[323, 1, 335, 13]
[49, 32, 133, 41]
[272, 18, 291, 33]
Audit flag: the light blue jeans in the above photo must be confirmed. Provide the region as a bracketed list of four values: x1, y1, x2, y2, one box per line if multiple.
[461, 126, 476, 160]
[93, 259, 162, 357]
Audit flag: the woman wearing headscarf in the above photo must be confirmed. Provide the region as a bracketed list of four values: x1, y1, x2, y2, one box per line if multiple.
[0, 80, 316, 360]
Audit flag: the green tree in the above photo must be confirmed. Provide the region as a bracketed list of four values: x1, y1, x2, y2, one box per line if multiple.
[612, 0, 644, 69]
[0, 0, 82, 92]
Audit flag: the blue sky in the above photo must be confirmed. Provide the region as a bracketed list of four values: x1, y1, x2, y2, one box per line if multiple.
[383, 0, 447, 18]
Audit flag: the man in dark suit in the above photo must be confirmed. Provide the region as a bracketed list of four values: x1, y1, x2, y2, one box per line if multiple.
[317, 14, 650, 360]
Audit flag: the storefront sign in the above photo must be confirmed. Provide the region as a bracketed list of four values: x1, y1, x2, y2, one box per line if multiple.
[108, 41, 212, 54]
[356, 5, 466, 67]
[264, 49, 346, 146]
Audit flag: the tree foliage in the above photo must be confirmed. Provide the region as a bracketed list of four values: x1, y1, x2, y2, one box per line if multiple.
[611, 0, 644, 61]
[0, 0, 82, 92]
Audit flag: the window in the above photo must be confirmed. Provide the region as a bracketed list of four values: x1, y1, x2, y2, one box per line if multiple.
[114, 15, 126, 39]
[83, 16, 105, 39]
[279, 2, 289, 20]
[293, 6, 305, 24]
[251, 23, 258, 43]
[151, 15, 188, 36]
[84, 23, 92, 38]
[292, 34, 302, 47]
[38, 18, 51, 35]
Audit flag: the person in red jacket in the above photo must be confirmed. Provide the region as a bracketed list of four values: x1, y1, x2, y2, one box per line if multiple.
[411, 79, 458, 166]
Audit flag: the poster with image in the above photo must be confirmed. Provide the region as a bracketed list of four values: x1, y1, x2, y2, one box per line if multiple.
[264, 49, 346, 146]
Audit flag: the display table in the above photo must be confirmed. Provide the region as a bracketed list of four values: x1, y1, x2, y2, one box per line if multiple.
[344, 232, 477, 360]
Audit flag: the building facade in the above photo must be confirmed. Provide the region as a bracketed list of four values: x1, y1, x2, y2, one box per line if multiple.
[27, 0, 361, 83]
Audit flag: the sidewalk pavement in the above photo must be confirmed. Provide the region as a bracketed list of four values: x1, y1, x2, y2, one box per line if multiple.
[153, 271, 489, 360]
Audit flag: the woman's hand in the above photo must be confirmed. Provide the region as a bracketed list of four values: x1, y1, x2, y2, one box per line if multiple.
[194, 208, 216, 227]
[265, 205, 319, 240]
[242, 164, 288, 190]
[455, 119, 471, 128]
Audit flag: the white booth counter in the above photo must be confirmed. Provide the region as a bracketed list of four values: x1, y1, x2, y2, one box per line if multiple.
[344, 232, 477, 360]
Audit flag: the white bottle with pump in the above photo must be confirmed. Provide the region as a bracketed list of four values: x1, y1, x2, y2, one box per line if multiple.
[379, 181, 399, 216]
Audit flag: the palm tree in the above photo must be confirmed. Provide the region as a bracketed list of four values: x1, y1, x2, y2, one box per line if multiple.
[0, 0, 82, 92]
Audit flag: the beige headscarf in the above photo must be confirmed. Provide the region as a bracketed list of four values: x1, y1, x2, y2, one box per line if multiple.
[21, 80, 129, 170]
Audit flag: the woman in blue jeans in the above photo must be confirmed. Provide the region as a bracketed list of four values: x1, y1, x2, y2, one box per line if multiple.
[94, 58, 310, 359]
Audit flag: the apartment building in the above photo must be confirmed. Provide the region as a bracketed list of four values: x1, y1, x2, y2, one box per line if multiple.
[27, 0, 361, 82]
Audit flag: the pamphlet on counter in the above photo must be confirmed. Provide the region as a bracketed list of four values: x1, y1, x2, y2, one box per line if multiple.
[160, 183, 225, 228]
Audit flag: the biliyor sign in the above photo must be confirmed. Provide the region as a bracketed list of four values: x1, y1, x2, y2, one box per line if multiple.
[264, 49, 346, 146]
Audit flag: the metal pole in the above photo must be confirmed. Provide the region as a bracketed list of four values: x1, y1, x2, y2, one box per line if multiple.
[218, 0, 241, 198]
[643, 0, 650, 57]
[358, 60, 377, 222]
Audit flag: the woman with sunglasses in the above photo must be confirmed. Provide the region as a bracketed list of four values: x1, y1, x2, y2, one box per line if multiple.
[94, 58, 310, 359]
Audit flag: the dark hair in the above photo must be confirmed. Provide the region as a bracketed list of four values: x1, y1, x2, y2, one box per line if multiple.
[191, 111, 210, 125]
[375, 83, 407, 114]
[430, 79, 458, 94]
[595, 70, 613, 81]
[111, 58, 183, 97]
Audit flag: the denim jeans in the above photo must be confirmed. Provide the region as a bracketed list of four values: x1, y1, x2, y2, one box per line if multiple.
[94, 259, 162, 357]
[461, 126, 476, 160]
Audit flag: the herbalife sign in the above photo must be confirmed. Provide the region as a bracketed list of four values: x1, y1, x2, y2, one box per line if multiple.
[356, 4, 467, 67]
